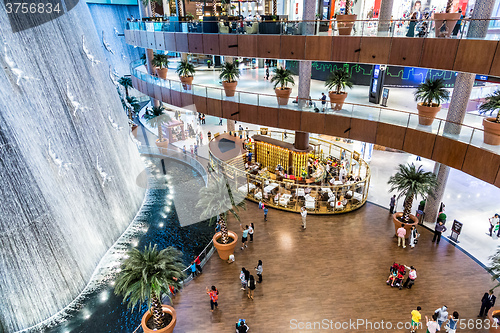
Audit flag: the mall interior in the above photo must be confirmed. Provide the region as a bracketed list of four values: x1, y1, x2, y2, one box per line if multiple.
[3, 0, 500, 331]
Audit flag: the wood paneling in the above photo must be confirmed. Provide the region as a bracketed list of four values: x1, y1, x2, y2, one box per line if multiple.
[207, 98, 222, 117]
[280, 35, 306, 60]
[349, 118, 378, 143]
[324, 114, 351, 137]
[134, 30, 142, 48]
[147, 82, 155, 99]
[489, 42, 500, 77]
[402, 128, 436, 159]
[359, 37, 391, 64]
[174, 33, 189, 52]
[138, 31, 148, 48]
[257, 106, 279, 127]
[462, 146, 500, 184]
[188, 33, 204, 54]
[170, 90, 182, 106]
[454, 40, 497, 75]
[278, 109, 302, 131]
[238, 104, 258, 123]
[203, 34, 220, 55]
[300, 112, 326, 134]
[331, 36, 361, 63]
[131, 75, 138, 90]
[257, 35, 281, 59]
[222, 100, 239, 120]
[219, 34, 238, 56]
[180, 91, 194, 107]
[495, 168, 500, 188]
[193, 95, 207, 114]
[154, 84, 162, 101]
[420, 38, 459, 71]
[238, 35, 258, 58]
[375, 123, 406, 150]
[305, 36, 332, 61]
[147, 31, 156, 49]
[161, 86, 172, 105]
[124, 29, 134, 45]
[388, 37, 424, 67]
[163, 32, 176, 51]
[431, 136, 468, 170]
[154, 32, 164, 50]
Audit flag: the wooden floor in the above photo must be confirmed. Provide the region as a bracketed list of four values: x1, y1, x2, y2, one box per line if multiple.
[171, 202, 494, 333]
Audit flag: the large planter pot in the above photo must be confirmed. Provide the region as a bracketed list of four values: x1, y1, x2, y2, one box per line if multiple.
[222, 81, 238, 97]
[434, 13, 462, 38]
[329, 91, 348, 111]
[141, 304, 176, 333]
[483, 117, 500, 145]
[275, 87, 292, 105]
[392, 212, 419, 236]
[155, 139, 169, 150]
[337, 14, 357, 36]
[180, 76, 194, 90]
[417, 103, 441, 126]
[488, 307, 500, 332]
[156, 67, 168, 79]
[213, 230, 238, 260]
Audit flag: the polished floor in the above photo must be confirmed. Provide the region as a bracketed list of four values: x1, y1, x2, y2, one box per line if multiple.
[171, 202, 495, 333]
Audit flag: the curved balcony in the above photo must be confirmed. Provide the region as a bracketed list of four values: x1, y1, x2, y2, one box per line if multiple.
[130, 60, 500, 188]
[125, 18, 500, 76]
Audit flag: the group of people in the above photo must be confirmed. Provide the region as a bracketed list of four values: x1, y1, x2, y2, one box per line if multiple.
[396, 224, 420, 249]
[405, 1, 466, 38]
[488, 213, 500, 237]
[410, 306, 460, 333]
[386, 263, 417, 289]
[239, 262, 263, 300]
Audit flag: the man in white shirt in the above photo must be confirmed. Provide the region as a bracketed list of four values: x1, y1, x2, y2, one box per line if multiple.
[434, 306, 448, 329]
[300, 207, 307, 229]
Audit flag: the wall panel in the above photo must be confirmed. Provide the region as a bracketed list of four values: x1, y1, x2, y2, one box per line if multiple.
[388, 37, 423, 67]
[359, 37, 391, 64]
[188, 33, 204, 54]
[219, 34, 239, 56]
[305, 36, 332, 61]
[280, 35, 306, 60]
[203, 34, 220, 55]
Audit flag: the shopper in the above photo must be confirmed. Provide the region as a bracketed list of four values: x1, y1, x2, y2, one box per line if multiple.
[263, 206, 268, 221]
[247, 275, 256, 299]
[301, 206, 307, 229]
[190, 261, 197, 279]
[403, 266, 417, 289]
[445, 311, 459, 333]
[255, 260, 263, 283]
[207, 131, 211, 141]
[479, 290, 496, 317]
[219, 118, 223, 126]
[410, 306, 421, 333]
[425, 313, 440, 333]
[240, 268, 248, 290]
[435, 306, 448, 329]
[194, 255, 202, 274]
[240, 224, 249, 250]
[432, 221, 447, 244]
[489, 214, 500, 237]
[409, 226, 419, 248]
[206, 286, 219, 312]
[249, 223, 254, 242]
[182, 145, 187, 155]
[265, 67, 269, 80]
[397, 224, 407, 248]
[389, 195, 396, 214]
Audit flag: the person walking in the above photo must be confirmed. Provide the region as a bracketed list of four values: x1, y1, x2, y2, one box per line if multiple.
[445, 311, 459, 333]
[479, 290, 496, 317]
[219, 118, 223, 126]
[263, 206, 268, 221]
[240, 268, 248, 290]
[194, 255, 202, 274]
[206, 286, 219, 312]
[489, 214, 500, 237]
[182, 145, 187, 155]
[403, 266, 417, 289]
[249, 223, 254, 242]
[207, 130, 211, 142]
[321, 93, 327, 112]
[425, 313, 440, 333]
[240, 224, 249, 250]
[202, 114, 206, 124]
[409, 226, 419, 249]
[397, 224, 407, 248]
[265, 67, 270, 80]
[301, 206, 307, 229]
[389, 195, 396, 214]
[410, 306, 421, 333]
[432, 221, 447, 244]
[247, 275, 256, 300]
[255, 260, 263, 283]
[435, 306, 449, 329]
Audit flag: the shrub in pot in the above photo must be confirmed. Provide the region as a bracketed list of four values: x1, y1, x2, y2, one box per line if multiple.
[271, 67, 295, 106]
[219, 62, 240, 97]
[143, 105, 172, 148]
[414, 78, 450, 126]
[153, 53, 169, 79]
[434, 0, 462, 38]
[479, 91, 500, 145]
[325, 69, 353, 111]
[176, 60, 195, 90]
[337, 0, 357, 35]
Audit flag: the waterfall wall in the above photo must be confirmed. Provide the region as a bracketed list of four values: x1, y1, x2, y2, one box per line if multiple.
[0, 1, 145, 331]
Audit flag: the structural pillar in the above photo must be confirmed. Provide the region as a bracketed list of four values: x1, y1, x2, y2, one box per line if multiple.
[297, 0, 315, 109]
[423, 162, 450, 223]
[377, 0, 394, 35]
[224, 56, 236, 133]
[181, 53, 188, 61]
[294, 132, 310, 150]
[442, 73, 475, 135]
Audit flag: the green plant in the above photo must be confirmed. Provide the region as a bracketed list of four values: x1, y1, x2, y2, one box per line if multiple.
[140, 54, 147, 66]
[118, 76, 133, 98]
[219, 62, 240, 83]
[196, 176, 245, 244]
[114, 244, 185, 330]
[414, 78, 450, 107]
[125, 96, 141, 120]
[185, 12, 195, 20]
[479, 91, 500, 123]
[176, 60, 195, 78]
[270, 67, 295, 90]
[325, 69, 353, 94]
[344, 0, 357, 15]
[143, 105, 172, 142]
[387, 163, 438, 222]
[445, 0, 453, 13]
[152, 53, 169, 69]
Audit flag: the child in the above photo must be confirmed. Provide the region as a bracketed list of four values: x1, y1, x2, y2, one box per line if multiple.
[206, 286, 219, 312]
[240, 268, 247, 290]
[410, 306, 421, 333]
[445, 311, 459, 333]
[249, 223, 254, 242]
[263, 206, 268, 221]
[240, 224, 249, 250]
[425, 313, 440, 333]
[227, 253, 235, 264]
[255, 260, 263, 283]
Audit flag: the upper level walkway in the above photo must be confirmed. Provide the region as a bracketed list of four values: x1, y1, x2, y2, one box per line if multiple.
[125, 18, 500, 76]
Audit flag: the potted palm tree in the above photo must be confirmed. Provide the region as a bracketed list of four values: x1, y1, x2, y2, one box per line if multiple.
[325, 69, 353, 110]
[271, 67, 295, 105]
[388, 163, 438, 235]
[414, 78, 450, 126]
[153, 53, 169, 79]
[219, 62, 240, 97]
[123, 96, 141, 120]
[176, 60, 195, 90]
[434, 0, 462, 38]
[196, 176, 245, 260]
[114, 244, 185, 333]
[479, 91, 500, 145]
[143, 105, 172, 148]
[337, 0, 357, 35]
[119, 76, 133, 98]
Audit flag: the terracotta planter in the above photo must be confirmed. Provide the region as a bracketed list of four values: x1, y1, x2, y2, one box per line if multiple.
[434, 13, 462, 38]
[155, 139, 169, 151]
[156, 67, 168, 79]
[488, 308, 500, 332]
[337, 14, 357, 36]
[329, 92, 348, 111]
[213, 230, 238, 260]
[222, 81, 238, 97]
[417, 103, 441, 126]
[180, 76, 194, 90]
[483, 117, 500, 145]
[392, 212, 419, 236]
[275, 87, 292, 105]
[141, 304, 176, 333]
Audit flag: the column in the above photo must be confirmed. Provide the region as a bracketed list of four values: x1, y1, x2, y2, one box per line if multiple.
[181, 53, 188, 61]
[225, 56, 236, 133]
[377, 0, 394, 35]
[162, 0, 170, 16]
[297, 0, 315, 108]
[294, 132, 310, 150]
[442, 73, 475, 135]
[467, 0, 496, 38]
[423, 162, 450, 223]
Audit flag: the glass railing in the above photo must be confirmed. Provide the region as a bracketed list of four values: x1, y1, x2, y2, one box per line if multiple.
[130, 59, 500, 156]
[126, 17, 500, 40]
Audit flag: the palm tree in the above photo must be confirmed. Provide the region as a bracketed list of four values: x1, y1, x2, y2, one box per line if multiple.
[125, 96, 141, 120]
[270, 67, 295, 90]
[196, 176, 245, 244]
[118, 77, 133, 98]
[414, 78, 450, 107]
[479, 91, 500, 123]
[140, 53, 147, 66]
[488, 248, 500, 291]
[143, 105, 172, 142]
[152, 54, 169, 70]
[387, 163, 438, 222]
[325, 69, 353, 95]
[141, 0, 162, 16]
[219, 62, 240, 83]
[114, 244, 185, 330]
[176, 60, 195, 78]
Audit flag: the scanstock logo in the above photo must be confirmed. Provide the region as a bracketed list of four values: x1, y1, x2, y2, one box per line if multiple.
[4, 0, 79, 32]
